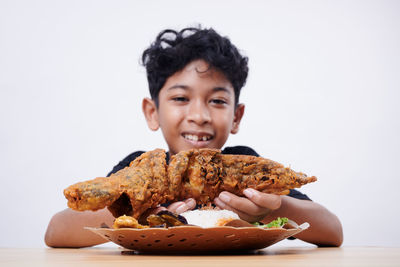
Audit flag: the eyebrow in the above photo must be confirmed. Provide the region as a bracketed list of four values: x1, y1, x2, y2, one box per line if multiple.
[167, 84, 232, 94]
[167, 84, 189, 90]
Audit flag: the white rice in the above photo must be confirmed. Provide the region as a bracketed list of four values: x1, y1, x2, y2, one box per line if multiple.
[180, 209, 239, 228]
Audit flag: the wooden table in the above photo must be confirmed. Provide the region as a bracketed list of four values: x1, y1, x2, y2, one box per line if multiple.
[1, 247, 399, 266]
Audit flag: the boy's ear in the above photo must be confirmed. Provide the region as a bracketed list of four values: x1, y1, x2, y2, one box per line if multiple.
[231, 103, 245, 134]
[142, 98, 160, 131]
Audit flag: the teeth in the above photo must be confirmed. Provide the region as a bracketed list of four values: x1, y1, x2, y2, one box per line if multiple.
[184, 134, 211, 141]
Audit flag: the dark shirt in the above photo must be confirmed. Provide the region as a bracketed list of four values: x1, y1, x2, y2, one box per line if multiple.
[107, 145, 311, 201]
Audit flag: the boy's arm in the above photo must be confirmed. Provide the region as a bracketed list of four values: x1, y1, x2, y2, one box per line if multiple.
[262, 195, 343, 247]
[45, 208, 115, 248]
[214, 190, 343, 247]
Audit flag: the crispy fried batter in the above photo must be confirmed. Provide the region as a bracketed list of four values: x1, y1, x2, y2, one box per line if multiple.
[170, 149, 317, 204]
[64, 149, 168, 218]
[64, 148, 317, 219]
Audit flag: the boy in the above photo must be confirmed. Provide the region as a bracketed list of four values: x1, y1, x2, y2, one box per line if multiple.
[45, 27, 343, 248]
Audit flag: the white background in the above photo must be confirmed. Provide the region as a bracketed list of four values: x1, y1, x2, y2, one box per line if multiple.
[1, 0, 399, 248]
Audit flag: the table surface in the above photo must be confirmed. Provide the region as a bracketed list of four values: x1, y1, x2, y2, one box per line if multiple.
[1, 247, 399, 267]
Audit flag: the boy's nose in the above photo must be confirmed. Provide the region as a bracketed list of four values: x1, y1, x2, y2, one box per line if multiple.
[186, 100, 211, 125]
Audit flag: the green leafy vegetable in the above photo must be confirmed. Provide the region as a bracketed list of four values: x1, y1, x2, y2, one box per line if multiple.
[252, 217, 289, 228]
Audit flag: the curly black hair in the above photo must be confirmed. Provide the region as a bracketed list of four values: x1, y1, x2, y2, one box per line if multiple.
[141, 27, 249, 107]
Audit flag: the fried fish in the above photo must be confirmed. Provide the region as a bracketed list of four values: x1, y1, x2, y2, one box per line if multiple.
[64, 148, 317, 218]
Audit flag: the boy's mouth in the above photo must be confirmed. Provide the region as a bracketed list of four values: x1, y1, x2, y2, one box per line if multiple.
[182, 133, 213, 142]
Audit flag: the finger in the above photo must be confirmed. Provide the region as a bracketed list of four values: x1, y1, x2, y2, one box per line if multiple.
[216, 191, 268, 216]
[184, 198, 197, 209]
[166, 202, 183, 213]
[168, 198, 196, 214]
[243, 188, 282, 210]
[214, 197, 264, 222]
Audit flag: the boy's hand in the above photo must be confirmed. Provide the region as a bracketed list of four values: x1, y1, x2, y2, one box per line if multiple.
[214, 189, 281, 222]
[166, 198, 196, 214]
[142, 198, 196, 218]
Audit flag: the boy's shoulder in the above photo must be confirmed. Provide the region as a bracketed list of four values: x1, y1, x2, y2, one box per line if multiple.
[222, 145, 259, 156]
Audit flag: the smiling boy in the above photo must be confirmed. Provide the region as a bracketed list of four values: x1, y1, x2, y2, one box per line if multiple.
[142, 59, 243, 155]
[45, 27, 343, 247]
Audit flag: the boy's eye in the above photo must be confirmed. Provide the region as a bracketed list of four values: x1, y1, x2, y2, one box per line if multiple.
[210, 99, 227, 105]
[172, 97, 188, 102]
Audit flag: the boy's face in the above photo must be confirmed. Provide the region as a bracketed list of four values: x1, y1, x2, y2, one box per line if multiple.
[143, 59, 244, 155]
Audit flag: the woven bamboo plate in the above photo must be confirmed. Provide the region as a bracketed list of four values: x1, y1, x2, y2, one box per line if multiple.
[86, 222, 309, 253]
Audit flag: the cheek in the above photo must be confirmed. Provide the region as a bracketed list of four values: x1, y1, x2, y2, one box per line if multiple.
[158, 106, 184, 128]
[213, 110, 235, 132]
[215, 109, 234, 124]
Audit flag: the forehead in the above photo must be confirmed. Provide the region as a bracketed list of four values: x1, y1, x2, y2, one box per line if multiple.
[161, 60, 234, 95]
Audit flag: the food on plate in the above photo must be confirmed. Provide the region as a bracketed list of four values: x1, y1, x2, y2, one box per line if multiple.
[112, 209, 292, 230]
[252, 217, 289, 228]
[64, 148, 317, 219]
[180, 209, 239, 227]
[113, 215, 149, 229]
[147, 210, 188, 227]
[112, 209, 240, 229]
[113, 210, 188, 229]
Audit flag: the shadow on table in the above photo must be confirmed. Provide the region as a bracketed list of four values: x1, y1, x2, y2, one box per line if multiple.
[120, 247, 318, 256]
